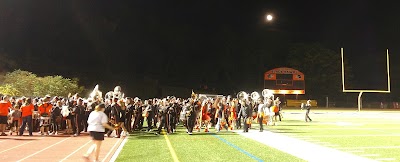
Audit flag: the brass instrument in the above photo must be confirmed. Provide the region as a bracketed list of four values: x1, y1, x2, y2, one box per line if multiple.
[191, 90, 198, 100]
[250, 91, 260, 102]
[262, 89, 274, 100]
[89, 84, 103, 101]
[236, 91, 249, 101]
[104, 86, 125, 101]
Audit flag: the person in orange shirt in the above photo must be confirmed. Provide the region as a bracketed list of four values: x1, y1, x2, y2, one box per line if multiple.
[0, 96, 12, 136]
[38, 96, 53, 136]
[19, 98, 34, 136]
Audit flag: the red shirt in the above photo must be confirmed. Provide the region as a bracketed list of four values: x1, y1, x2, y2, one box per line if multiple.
[21, 104, 34, 117]
[0, 100, 12, 116]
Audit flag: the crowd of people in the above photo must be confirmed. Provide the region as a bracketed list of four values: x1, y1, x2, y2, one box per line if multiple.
[0, 89, 285, 138]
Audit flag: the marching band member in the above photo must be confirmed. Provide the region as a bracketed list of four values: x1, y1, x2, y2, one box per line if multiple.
[257, 100, 265, 132]
[186, 100, 198, 135]
[274, 97, 282, 121]
[228, 99, 237, 130]
[104, 98, 113, 137]
[132, 99, 144, 131]
[214, 98, 228, 133]
[167, 103, 176, 134]
[73, 98, 86, 136]
[201, 99, 211, 132]
[152, 99, 159, 129]
[155, 100, 169, 135]
[180, 101, 188, 128]
[116, 99, 128, 137]
[265, 97, 274, 126]
[49, 101, 62, 135]
[239, 99, 251, 133]
[235, 99, 242, 129]
[32, 98, 40, 132]
[125, 97, 134, 133]
[110, 97, 122, 138]
[145, 99, 156, 132]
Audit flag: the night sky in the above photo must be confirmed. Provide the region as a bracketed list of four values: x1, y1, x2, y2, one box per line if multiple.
[1, 0, 399, 97]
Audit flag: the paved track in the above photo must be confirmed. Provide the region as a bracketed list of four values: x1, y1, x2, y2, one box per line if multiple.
[0, 132, 124, 162]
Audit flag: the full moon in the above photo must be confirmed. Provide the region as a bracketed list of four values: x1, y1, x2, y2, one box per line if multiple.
[266, 14, 273, 21]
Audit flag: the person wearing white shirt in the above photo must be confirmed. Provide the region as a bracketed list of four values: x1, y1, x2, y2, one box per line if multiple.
[83, 104, 114, 162]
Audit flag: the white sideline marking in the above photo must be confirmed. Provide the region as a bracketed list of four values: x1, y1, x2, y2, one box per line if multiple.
[304, 139, 320, 142]
[296, 137, 312, 139]
[335, 122, 364, 126]
[340, 146, 400, 149]
[347, 150, 365, 153]
[375, 158, 396, 161]
[109, 137, 128, 162]
[17, 137, 71, 162]
[323, 144, 339, 147]
[361, 154, 380, 157]
[235, 130, 378, 162]
[59, 140, 92, 162]
[314, 141, 330, 144]
[102, 137, 123, 162]
[299, 134, 400, 137]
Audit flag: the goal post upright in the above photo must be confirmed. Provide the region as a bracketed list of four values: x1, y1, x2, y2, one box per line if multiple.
[341, 48, 391, 111]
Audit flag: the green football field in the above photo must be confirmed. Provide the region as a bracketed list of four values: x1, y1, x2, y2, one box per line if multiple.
[116, 108, 400, 162]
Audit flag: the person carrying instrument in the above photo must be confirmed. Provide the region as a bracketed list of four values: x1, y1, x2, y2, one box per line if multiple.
[39, 95, 52, 136]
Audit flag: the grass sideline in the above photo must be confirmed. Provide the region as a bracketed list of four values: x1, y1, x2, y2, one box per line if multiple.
[116, 108, 400, 162]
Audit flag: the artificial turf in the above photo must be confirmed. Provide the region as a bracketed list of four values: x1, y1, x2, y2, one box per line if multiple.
[117, 124, 304, 162]
[116, 108, 400, 162]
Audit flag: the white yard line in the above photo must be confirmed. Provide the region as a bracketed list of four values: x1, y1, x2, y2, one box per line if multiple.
[235, 130, 378, 162]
